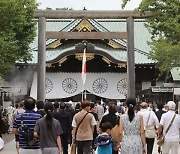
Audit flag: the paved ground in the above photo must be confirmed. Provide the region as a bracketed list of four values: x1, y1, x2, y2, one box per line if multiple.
[1, 133, 179, 154]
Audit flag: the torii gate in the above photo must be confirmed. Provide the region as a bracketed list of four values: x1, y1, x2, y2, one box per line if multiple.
[34, 10, 152, 101]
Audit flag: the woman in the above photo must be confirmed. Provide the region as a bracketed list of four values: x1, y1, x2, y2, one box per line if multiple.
[119, 98, 146, 154]
[34, 102, 63, 154]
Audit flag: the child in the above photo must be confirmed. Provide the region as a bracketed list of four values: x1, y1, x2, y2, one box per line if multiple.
[96, 122, 120, 154]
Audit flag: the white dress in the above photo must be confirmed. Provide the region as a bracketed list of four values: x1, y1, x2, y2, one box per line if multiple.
[121, 114, 143, 154]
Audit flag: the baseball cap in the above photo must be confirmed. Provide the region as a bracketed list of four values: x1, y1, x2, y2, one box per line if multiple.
[166, 101, 176, 110]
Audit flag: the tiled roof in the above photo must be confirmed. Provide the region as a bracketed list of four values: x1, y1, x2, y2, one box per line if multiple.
[27, 19, 155, 65]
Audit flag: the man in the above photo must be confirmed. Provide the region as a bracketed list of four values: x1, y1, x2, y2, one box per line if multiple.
[138, 102, 159, 154]
[96, 101, 104, 121]
[155, 103, 166, 122]
[36, 100, 45, 116]
[13, 97, 41, 154]
[54, 102, 72, 154]
[158, 101, 180, 154]
[72, 100, 96, 154]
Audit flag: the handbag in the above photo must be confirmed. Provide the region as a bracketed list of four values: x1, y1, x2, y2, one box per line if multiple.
[157, 113, 176, 146]
[70, 112, 89, 154]
[145, 112, 156, 138]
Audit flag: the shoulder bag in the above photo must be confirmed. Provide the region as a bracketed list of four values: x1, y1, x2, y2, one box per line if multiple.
[145, 111, 156, 138]
[70, 112, 89, 154]
[157, 113, 176, 146]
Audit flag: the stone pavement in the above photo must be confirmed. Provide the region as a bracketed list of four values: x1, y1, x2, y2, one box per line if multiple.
[1, 133, 179, 154]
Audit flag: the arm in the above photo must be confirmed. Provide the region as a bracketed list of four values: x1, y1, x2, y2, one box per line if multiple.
[96, 120, 100, 134]
[158, 124, 163, 138]
[12, 128, 19, 135]
[119, 117, 123, 142]
[158, 114, 164, 137]
[71, 127, 76, 143]
[139, 115, 146, 154]
[57, 136, 62, 154]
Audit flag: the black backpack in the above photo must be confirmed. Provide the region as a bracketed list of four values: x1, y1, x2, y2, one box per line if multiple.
[19, 114, 37, 146]
[0, 118, 9, 134]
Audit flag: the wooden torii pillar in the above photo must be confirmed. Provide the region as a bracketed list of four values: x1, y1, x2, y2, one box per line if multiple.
[35, 10, 152, 101]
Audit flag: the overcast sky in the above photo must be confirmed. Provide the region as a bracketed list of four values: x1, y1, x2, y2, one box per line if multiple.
[36, 0, 142, 10]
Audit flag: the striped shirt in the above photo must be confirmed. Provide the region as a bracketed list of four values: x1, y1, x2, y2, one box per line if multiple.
[13, 110, 42, 149]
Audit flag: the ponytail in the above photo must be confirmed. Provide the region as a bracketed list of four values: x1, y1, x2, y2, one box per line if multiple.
[126, 98, 136, 122]
[45, 110, 53, 129]
[128, 104, 135, 122]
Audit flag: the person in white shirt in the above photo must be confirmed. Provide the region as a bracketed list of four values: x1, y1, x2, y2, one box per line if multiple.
[96, 101, 104, 122]
[138, 102, 159, 154]
[158, 101, 180, 154]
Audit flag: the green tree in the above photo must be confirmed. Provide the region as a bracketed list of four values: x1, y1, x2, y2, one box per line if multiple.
[122, 0, 180, 74]
[0, 0, 37, 77]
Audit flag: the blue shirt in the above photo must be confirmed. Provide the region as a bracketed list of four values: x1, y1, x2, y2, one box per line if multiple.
[13, 110, 42, 149]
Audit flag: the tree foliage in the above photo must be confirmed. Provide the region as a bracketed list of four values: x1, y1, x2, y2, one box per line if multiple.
[122, 0, 180, 74]
[0, 0, 37, 77]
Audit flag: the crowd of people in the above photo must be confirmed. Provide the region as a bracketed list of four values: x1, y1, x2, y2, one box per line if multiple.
[0, 97, 180, 154]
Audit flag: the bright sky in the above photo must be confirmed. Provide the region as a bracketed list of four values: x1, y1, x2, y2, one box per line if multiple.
[36, 0, 142, 10]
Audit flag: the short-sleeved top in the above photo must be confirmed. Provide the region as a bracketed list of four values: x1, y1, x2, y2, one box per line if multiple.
[100, 114, 118, 128]
[72, 110, 96, 141]
[34, 117, 62, 149]
[160, 110, 180, 141]
[13, 110, 42, 149]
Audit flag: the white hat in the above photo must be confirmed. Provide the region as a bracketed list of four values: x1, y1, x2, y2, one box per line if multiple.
[167, 101, 176, 110]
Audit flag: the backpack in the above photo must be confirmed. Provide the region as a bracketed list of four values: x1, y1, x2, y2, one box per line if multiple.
[96, 135, 113, 154]
[19, 114, 37, 146]
[0, 118, 9, 134]
[96, 134, 113, 147]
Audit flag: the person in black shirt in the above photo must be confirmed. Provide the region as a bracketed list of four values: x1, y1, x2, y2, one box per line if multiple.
[36, 100, 45, 116]
[54, 102, 72, 154]
[155, 103, 166, 122]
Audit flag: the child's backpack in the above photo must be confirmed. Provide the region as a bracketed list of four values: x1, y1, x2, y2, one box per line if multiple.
[96, 135, 113, 154]
[96, 135, 113, 147]
[19, 114, 37, 146]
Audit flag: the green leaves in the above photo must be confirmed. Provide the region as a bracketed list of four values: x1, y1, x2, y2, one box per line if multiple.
[150, 39, 180, 73]
[0, 0, 37, 77]
[122, 0, 180, 74]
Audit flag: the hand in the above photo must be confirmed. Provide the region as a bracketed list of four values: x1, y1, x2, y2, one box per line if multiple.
[59, 150, 62, 154]
[142, 146, 146, 154]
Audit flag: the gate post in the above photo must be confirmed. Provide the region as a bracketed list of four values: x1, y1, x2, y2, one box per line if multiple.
[37, 17, 46, 101]
[127, 17, 135, 99]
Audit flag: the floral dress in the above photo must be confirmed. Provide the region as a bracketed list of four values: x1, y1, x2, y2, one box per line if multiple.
[121, 114, 143, 154]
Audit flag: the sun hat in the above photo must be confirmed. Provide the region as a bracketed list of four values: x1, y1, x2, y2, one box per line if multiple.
[166, 101, 176, 110]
